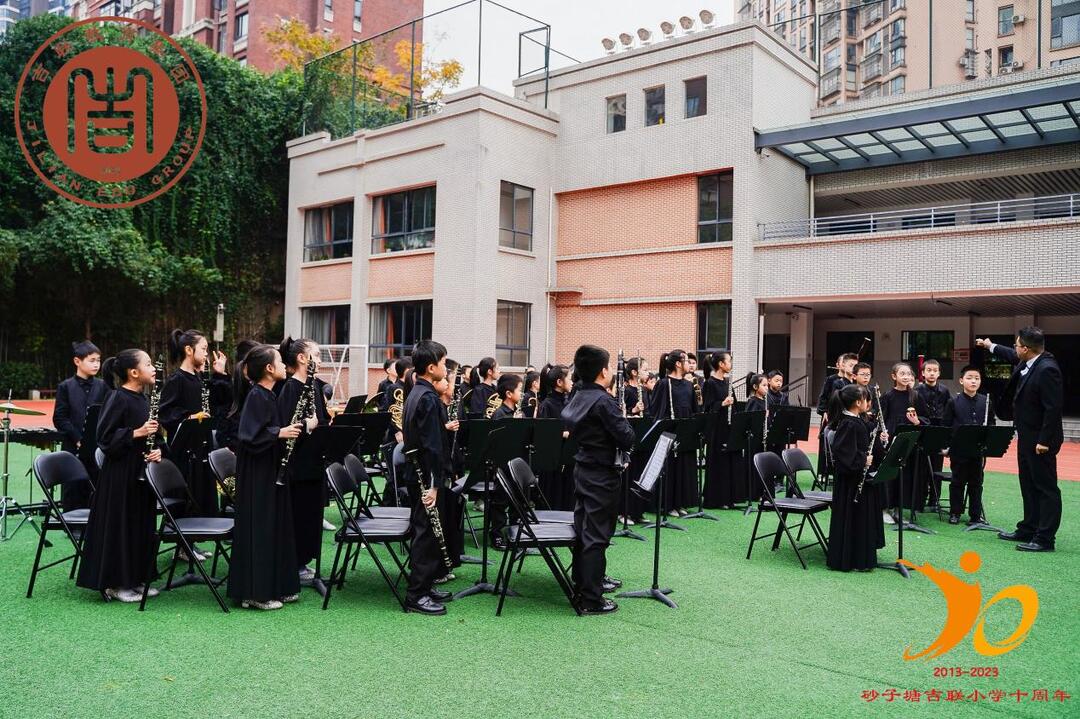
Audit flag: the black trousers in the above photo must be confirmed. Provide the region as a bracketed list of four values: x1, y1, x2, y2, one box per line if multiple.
[948, 458, 984, 522]
[406, 488, 453, 602]
[1015, 435, 1061, 545]
[572, 463, 620, 608]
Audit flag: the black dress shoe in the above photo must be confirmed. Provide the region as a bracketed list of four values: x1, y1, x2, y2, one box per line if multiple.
[948, 515, 960, 525]
[1017, 541, 1054, 553]
[405, 596, 447, 615]
[581, 599, 618, 615]
[428, 588, 453, 603]
[998, 531, 1033, 542]
[601, 575, 623, 593]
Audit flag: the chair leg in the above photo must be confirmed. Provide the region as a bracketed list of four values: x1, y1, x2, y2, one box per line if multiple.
[771, 513, 787, 551]
[210, 543, 221, 579]
[366, 541, 408, 611]
[26, 526, 48, 598]
[539, 547, 580, 615]
[809, 514, 829, 553]
[139, 536, 161, 612]
[777, 513, 808, 570]
[164, 546, 181, 589]
[322, 542, 344, 610]
[746, 508, 763, 560]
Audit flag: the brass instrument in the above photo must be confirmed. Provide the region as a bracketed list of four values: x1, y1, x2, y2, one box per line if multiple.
[692, 373, 703, 409]
[277, 358, 316, 486]
[484, 389, 501, 419]
[406, 448, 453, 571]
[389, 387, 405, 431]
[855, 383, 886, 503]
[144, 354, 165, 456]
[362, 392, 383, 414]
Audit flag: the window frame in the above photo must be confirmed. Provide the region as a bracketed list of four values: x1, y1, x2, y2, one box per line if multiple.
[684, 76, 707, 119]
[696, 172, 734, 244]
[301, 305, 351, 347]
[495, 301, 530, 367]
[644, 85, 665, 127]
[696, 302, 732, 360]
[998, 5, 1014, 36]
[370, 185, 436, 254]
[234, 11, 248, 40]
[303, 200, 354, 262]
[368, 300, 433, 363]
[901, 330, 955, 379]
[606, 94, 626, 133]
[499, 181, 534, 252]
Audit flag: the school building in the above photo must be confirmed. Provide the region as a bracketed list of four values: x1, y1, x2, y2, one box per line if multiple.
[283, 18, 1080, 427]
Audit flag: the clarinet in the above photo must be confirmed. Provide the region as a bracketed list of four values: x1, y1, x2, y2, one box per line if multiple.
[983, 393, 991, 426]
[406, 448, 453, 571]
[855, 383, 887, 503]
[726, 372, 735, 424]
[144, 355, 165, 456]
[276, 358, 316, 486]
[200, 366, 211, 419]
[615, 350, 630, 467]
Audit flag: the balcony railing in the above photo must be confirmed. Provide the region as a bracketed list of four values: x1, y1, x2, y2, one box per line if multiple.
[861, 53, 883, 80]
[759, 193, 1080, 242]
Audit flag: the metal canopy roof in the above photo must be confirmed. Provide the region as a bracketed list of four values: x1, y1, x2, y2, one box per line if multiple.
[756, 79, 1080, 175]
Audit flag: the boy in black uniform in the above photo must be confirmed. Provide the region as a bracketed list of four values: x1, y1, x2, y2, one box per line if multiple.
[490, 374, 523, 420]
[402, 340, 454, 615]
[562, 344, 636, 615]
[942, 365, 994, 526]
[53, 341, 109, 510]
[916, 358, 952, 508]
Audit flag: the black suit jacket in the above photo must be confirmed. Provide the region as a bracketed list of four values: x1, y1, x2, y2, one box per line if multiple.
[990, 345, 1064, 450]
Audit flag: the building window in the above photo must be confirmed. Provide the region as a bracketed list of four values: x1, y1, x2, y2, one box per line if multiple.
[644, 86, 665, 126]
[799, 28, 807, 51]
[1051, 56, 1080, 67]
[902, 331, 954, 379]
[371, 185, 436, 254]
[998, 5, 1014, 35]
[368, 301, 432, 363]
[966, 27, 976, 50]
[323, 0, 333, 18]
[865, 30, 882, 54]
[495, 301, 530, 367]
[697, 173, 733, 244]
[684, 77, 707, 118]
[999, 45, 1014, 68]
[890, 17, 904, 39]
[302, 306, 350, 347]
[864, 0, 883, 26]
[353, 0, 362, 26]
[890, 45, 905, 68]
[234, 12, 248, 40]
[303, 201, 353, 262]
[1051, 10, 1080, 49]
[499, 181, 533, 251]
[889, 0, 904, 10]
[824, 46, 841, 71]
[606, 95, 626, 133]
[889, 74, 904, 95]
[966, 0, 975, 22]
[697, 302, 731, 358]
[237, 56, 247, 67]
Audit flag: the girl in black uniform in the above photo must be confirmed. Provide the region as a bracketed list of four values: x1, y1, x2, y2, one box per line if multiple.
[878, 362, 930, 516]
[227, 345, 303, 611]
[648, 350, 696, 516]
[618, 358, 648, 524]
[76, 350, 162, 603]
[702, 350, 742, 508]
[538, 364, 575, 511]
[826, 384, 886, 572]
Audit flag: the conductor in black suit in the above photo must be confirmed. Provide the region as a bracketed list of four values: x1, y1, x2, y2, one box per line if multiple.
[975, 328, 1064, 552]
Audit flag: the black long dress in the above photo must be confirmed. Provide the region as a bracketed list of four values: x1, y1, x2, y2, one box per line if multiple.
[537, 391, 575, 511]
[742, 396, 770, 500]
[648, 377, 696, 512]
[816, 374, 851, 476]
[826, 412, 886, 571]
[277, 376, 330, 570]
[76, 388, 157, 592]
[159, 368, 217, 515]
[619, 384, 648, 520]
[702, 376, 746, 507]
[878, 387, 931, 512]
[227, 384, 300, 603]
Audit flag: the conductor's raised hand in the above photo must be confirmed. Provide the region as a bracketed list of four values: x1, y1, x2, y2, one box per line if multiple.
[974, 338, 992, 349]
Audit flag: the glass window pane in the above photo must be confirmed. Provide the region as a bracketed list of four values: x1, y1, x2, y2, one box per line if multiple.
[685, 77, 707, 118]
[698, 223, 718, 243]
[645, 86, 665, 126]
[698, 175, 718, 222]
[499, 181, 514, 229]
[499, 228, 516, 248]
[514, 186, 532, 233]
[606, 95, 626, 133]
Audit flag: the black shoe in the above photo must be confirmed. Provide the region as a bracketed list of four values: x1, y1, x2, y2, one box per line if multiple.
[998, 531, 1033, 542]
[966, 518, 983, 526]
[428, 588, 453, 603]
[405, 596, 447, 615]
[1017, 541, 1054, 553]
[601, 575, 623, 593]
[948, 515, 960, 525]
[581, 599, 618, 615]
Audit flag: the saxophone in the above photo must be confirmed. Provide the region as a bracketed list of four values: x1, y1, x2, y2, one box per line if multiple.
[484, 389, 501, 419]
[406, 448, 453, 571]
[855, 383, 887, 503]
[144, 354, 165, 456]
[276, 358, 316, 486]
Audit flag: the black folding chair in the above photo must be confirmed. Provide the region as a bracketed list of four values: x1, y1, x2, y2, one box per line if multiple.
[27, 452, 92, 598]
[143, 460, 233, 612]
[816, 427, 837, 491]
[492, 466, 580, 617]
[343, 454, 410, 520]
[746, 452, 829, 570]
[781, 448, 833, 504]
[323, 462, 412, 611]
[207, 447, 237, 509]
[507, 457, 574, 524]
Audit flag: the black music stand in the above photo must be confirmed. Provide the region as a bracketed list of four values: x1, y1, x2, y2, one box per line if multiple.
[767, 406, 811, 450]
[335, 411, 392, 495]
[683, 413, 719, 522]
[615, 417, 660, 542]
[529, 418, 566, 507]
[618, 429, 677, 608]
[896, 425, 949, 534]
[950, 425, 1015, 534]
[642, 418, 693, 532]
[78, 404, 102, 471]
[341, 395, 368, 414]
[872, 431, 919, 578]
[729, 410, 765, 516]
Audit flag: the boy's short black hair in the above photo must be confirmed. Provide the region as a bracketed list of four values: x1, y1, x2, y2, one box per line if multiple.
[923, 358, 941, 368]
[573, 344, 609, 384]
[853, 362, 872, 374]
[72, 340, 100, 359]
[959, 364, 982, 378]
[840, 352, 859, 363]
[383, 358, 394, 371]
[394, 356, 414, 380]
[496, 373, 522, 400]
[766, 369, 784, 380]
[411, 341, 445, 378]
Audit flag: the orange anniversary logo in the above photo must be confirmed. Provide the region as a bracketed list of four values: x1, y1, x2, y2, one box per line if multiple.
[14, 16, 206, 209]
[900, 551, 1039, 660]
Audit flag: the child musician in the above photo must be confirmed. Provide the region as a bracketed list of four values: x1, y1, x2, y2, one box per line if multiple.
[226, 345, 303, 611]
[702, 350, 741, 509]
[490, 374, 522, 420]
[622, 358, 647, 417]
[402, 340, 455, 615]
[648, 350, 696, 517]
[878, 362, 930, 517]
[522, 371, 540, 418]
[433, 375, 463, 584]
[825, 384, 886, 572]
[467, 357, 500, 416]
[815, 352, 857, 476]
[916, 358, 953, 508]
[766, 370, 790, 408]
[942, 365, 995, 526]
[539, 364, 575, 511]
[277, 337, 330, 585]
[76, 350, 162, 603]
[53, 340, 109, 511]
[562, 344, 636, 615]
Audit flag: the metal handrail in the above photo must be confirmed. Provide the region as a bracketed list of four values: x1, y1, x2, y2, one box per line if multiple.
[760, 192, 1080, 242]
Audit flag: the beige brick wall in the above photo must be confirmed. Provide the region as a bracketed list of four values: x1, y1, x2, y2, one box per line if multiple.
[557, 247, 732, 302]
[298, 261, 352, 304]
[368, 251, 435, 298]
[554, 302, 698, 366]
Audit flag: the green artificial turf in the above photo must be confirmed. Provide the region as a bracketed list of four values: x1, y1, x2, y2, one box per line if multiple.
[0, 443, 1076, 718]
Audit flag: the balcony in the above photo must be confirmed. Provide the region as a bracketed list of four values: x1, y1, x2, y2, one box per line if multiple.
[861, 53, 883, 81]
[864, 1, 883, 27]
[821, 18, 840, 45]
[759, 193, 1080, 242]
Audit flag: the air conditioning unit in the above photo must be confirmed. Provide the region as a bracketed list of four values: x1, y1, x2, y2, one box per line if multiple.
[1012, 14, 1025, 25]
[1000, 65, 1014, 75]
[1012, 59, 1024, 69]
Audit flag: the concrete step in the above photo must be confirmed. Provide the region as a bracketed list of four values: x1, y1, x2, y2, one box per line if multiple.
[1064, 417, 1080, 443]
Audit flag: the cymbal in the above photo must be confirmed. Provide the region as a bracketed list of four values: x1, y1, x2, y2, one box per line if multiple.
[0, 402, 46, 416]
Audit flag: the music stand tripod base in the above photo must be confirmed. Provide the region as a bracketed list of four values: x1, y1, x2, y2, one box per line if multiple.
[964, 520, 1003, 534]
[613, 526, 647, 541]
[876, 560, 910, 579]
[617, 586, 677, 608]
[641, 517, 687, 532]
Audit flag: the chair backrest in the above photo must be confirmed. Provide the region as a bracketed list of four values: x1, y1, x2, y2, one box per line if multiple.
[507, 457, 539, 490]
[145, 459, 188, 520]
[94, 447, 105, 470]
[325, 462, 375, 536]
[208, 448, 235, 484]
[343, 453, 369, 485]
[494, 466, 537, 535]
[392, 443, 405, 472]
[781, 447, 813, 477]
[34, 451, 90, 492]
[752, 451, 790, 499]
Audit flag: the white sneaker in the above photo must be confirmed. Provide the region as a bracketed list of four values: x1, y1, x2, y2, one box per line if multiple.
[667, 510, 680, 518]
[882, 510, 896, 525]
[105, 587, 142, 603]
[280, 593, 300, 604]
[322, 518, 336, 531]
[298, 565, 316, 581]
[134, 585, 160, 598]
[241, 599, 283, 610]
[434, 572, 456, 585]
[178, 546, 209, 562]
